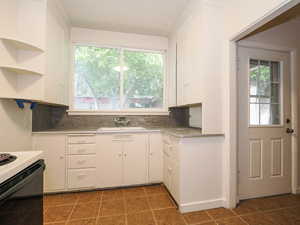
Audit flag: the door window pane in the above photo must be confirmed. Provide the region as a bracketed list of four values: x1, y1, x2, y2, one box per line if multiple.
[271, 61, 280, 82]
[260, 104, 271, 125]
[271, 83, 280, 103]
[250, 104, 259, 125]
[250, 59, 258, 96]
[249, 59, 281, 126]
[271, 104, 280, 124]
[123, 50, 164, 109]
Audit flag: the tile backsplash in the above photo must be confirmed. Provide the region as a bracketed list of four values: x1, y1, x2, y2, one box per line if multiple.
[32, 105, 189, 131]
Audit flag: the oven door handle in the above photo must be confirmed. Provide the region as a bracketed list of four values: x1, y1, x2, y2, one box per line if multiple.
[0, 160, 45, 202]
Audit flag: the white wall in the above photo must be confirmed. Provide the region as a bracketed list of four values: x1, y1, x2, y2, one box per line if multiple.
[222, 0, 296, 206]
[225, 0, 292, 39]
[0, 0, 71, 152]
[170, 0, 296, 207]
[0, 100, 32, 152]
[71, 27, 168, 51]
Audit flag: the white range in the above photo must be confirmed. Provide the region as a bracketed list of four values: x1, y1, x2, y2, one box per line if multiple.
[0, 151, 43, 184]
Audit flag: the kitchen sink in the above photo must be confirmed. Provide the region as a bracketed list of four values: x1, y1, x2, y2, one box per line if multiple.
[97, 127, 146, 133]
[120, 127, 146, 130]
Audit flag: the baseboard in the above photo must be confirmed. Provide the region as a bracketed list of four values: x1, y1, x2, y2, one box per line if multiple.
[296, 187, 300, 194]
[179, 198, 225, 213]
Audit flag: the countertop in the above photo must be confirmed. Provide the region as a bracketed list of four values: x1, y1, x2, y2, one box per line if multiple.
[32, 127, 224, 138]
[0, 151, 43, 184]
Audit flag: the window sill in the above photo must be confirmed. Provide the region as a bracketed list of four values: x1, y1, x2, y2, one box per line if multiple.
[67, 110, 170, 116]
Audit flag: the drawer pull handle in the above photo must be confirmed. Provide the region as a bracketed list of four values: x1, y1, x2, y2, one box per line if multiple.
[78, 149, 86, 153]
[77, 174, 87, 178]
[78, 141, 86, 144]
[78, 160, 86, 164]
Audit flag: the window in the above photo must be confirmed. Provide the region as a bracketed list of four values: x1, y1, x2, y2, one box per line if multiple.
[249, 59, 281, 126]
[73, 45, 165, 112]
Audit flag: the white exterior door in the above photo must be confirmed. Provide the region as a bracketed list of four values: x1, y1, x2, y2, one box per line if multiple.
[238, 46, 292, 200]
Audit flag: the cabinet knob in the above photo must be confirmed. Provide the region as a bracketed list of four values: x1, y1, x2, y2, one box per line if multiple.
[77, 174, 86, 179]
[59, 156, 64, 159]
[124, 153, 127, 157]
[78, 160, 86, 164]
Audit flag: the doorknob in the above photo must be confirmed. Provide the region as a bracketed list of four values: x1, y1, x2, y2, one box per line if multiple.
[286, 128, 294, 134]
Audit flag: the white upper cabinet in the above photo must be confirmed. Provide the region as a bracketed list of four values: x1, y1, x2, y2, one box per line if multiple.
[169, 1, 224, 133]
[0, 0, 70, 106]
[167, 35, 177, 107]
[44, 0, 70, 105]
[0, 0, 46, 101]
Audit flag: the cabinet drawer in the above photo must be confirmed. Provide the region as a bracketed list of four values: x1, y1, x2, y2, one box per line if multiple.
[68, 135, 95, 144]
[68, 144, 96, 155]
[68, 169, 96, 189]
[68, 155, 96, 169]
[169, 144, 179, 162]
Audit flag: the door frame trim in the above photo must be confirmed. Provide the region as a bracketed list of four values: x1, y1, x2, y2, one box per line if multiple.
[228, 0, 300, 207]
[237, 41, 298, 198]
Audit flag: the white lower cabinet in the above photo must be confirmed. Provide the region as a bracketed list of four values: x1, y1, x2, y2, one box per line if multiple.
[163, 135, 180, 203]
[149, 133, 163, 183]
[32, 134, 66, 192]
[97, 133, 148, 188]
[66, 134, 97, 190]
[68, 155, 96, 169]
[97, 135, 123, 187]
[122, 134, 148, 186]
[68, 168, 96, 189]
[32, 132, 163, 192]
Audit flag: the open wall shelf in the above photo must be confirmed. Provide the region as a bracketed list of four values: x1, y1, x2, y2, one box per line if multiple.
[0, 96, 68, 107]
[0, 37, 44, 52]
[0, 65, 44, 76]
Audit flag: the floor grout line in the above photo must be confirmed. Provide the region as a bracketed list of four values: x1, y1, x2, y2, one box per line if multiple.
[43, 187, 300, 225]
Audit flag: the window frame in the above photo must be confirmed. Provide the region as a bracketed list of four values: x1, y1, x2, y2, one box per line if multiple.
[247, 57, 284, 128]
[68, 43, 169, 115]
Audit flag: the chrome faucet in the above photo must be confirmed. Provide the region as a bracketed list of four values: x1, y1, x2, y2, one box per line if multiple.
[113, 117, 130, 127]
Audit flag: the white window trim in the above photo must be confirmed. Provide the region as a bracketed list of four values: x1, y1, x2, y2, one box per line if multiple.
[68, 42, 169, 115]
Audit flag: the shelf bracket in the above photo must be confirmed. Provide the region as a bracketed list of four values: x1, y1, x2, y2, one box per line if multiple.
[15, 99, 37, 110]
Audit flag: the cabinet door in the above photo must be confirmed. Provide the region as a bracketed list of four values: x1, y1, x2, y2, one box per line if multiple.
[163, 142, 171, 189]
[169, 161, 180, 203]
[97, 135, 123, 188]
[32, 134, 66, 192]
[149, 133, 163, 182]
[123, 134, 147, 186]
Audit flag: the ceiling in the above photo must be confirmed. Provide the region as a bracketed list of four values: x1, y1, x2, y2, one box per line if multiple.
[62, 0, 190, 37]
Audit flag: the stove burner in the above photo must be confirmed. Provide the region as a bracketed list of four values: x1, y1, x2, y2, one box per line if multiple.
[0, 153, 17, 166]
